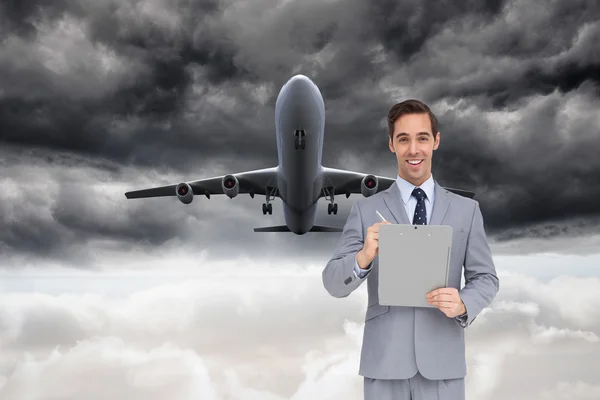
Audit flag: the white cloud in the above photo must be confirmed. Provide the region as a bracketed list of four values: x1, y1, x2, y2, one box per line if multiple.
[1, 253, 599, 399]
[0, 337, 219, 400]
[540, 381, 600, 400]
[464, 273, 600, 399]
[531, 325, 599, 344]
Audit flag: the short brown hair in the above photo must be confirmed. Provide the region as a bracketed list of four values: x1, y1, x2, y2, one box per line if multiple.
[387, 99, 438, 140]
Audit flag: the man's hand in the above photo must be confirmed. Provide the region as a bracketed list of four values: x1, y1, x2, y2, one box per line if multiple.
[357, 221, 391, 268]
[426, 287, 466, 318]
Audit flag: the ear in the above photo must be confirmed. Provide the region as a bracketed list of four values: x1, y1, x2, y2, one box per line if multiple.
[433, 132, 440, 150]
[388, 136, 395, 153]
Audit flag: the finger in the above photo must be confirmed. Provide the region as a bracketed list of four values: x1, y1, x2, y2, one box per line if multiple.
[427, 288, 456, 298]
[428, 293, 454, 301]
[371, 223, 381, 230]
[366, 232, 379, 241]
[374, 222, 391, 231]
[429, 301, 455, 307]
[427, 287, 453, 296]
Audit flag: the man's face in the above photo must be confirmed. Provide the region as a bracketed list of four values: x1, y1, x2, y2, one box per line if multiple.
[388, 113, 440, 186]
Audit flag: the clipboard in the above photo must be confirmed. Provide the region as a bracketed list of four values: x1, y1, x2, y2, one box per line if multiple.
[377, 224, 453, 308]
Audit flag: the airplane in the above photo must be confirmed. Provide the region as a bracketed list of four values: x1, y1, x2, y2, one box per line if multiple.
[124, 74, 475, 234]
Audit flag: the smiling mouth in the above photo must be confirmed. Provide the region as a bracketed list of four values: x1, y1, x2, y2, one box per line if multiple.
[406, 159, 423, 166]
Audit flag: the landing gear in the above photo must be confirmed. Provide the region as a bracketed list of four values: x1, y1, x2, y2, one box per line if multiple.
[328, 203, 338, 215]
[262, 187, 277, 215]
[294, 129, 306, 149]
[323, 187, 338, 215]
[262, 203, 272, 215]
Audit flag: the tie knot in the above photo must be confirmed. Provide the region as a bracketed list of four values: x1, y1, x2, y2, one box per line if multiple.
[412, 187, 426, 201]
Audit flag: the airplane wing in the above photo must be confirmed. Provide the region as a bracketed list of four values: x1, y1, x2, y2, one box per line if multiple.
[124, 166, 279, 201]
[320, 167, 475, 199]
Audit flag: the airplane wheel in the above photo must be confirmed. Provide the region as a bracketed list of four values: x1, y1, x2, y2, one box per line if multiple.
[295, 138, 300, 149]
[262, 203, 267, 215]
[328, 203, 332, 215]
[300, 140, 305, 149]
[268, 203, 272, 214]
[333, 203, 338, 214]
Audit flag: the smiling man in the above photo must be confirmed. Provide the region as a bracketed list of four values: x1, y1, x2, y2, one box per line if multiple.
[322, 99, 499, 400]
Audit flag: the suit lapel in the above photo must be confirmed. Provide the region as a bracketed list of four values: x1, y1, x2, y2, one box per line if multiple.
[382, 182, 410, 224]
[429, 180, 451, 225]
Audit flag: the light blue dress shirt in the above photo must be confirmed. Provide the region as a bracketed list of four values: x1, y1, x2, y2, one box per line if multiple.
[352, 174, 468, 326]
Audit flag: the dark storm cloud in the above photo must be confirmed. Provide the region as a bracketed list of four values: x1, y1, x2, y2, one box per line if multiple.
[0, 0, 76, 39]
[0, 144, 346, 265]
[416, 0, 600, 108]
[429, 80, 600, 233]
[493, 216, 600, 242]
[0, 0, 264, 170]
[1, 0, 600, 263]
[367, 0, 507, 60]
[0, 157, 183, 264]
[0, 0, 394, 168]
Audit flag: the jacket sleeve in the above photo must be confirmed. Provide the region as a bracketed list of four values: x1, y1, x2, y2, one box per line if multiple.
[459, 201, 500, 326]
[322, 201, 372, 298]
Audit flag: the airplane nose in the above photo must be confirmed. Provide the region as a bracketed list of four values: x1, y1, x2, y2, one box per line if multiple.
[287, 74, 314, 92]
[276, 73, 323, 116]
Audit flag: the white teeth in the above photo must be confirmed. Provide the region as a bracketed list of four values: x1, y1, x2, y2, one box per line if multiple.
[408, 160, 422, 164]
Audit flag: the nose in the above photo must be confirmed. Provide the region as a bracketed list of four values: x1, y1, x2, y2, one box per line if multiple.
[408, 139, 419, 155]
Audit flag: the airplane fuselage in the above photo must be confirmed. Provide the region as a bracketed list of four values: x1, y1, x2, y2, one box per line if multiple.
[274, 75, 326, 234]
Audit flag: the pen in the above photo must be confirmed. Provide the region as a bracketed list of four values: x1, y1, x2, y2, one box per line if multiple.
[376, 210, 387, 222]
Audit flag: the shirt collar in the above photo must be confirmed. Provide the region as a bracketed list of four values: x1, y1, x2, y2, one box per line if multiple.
[396, 174, 435, 205]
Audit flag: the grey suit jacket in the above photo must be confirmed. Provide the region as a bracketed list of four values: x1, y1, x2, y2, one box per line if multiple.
[322, 180, 499, 380]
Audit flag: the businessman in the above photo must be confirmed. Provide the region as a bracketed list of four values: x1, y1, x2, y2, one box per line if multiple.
[322, 99, 499, 399]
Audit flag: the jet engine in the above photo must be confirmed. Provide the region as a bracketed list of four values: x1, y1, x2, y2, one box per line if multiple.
[222, 175, 239, 198]
[176, 182, 193, 204]
[361, 175, 378, 197]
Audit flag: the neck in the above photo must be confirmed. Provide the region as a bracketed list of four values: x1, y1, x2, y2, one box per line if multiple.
[398, 171, 431, 187]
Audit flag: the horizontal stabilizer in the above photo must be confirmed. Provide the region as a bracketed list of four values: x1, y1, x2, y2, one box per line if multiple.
[253, 225, 343, 232]
[309, 225, 343, 232]
[254, 225, 291, 232]
[444, 187, 475, 199]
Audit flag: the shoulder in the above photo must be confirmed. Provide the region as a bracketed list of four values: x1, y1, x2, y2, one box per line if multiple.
[447, 190, 477, 206]
[353, 189, 387, 209]
[347, 191, 387, 221]
[445, 189, 479, 215]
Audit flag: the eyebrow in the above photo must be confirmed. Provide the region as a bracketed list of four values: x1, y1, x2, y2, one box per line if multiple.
[395, 131, 432, 139]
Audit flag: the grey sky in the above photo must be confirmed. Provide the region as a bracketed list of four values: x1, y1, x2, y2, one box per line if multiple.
[1, 1, 599, 397]
[1, 0, 600, 263]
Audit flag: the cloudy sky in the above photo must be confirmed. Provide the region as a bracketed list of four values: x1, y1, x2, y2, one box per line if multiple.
[1, 0, 599, 398]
